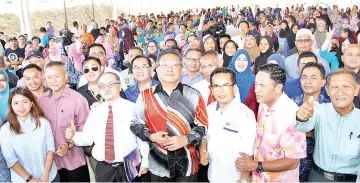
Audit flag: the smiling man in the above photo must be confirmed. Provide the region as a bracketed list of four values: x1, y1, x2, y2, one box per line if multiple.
[181, 48, 204, 86]
[22, 64, 47, 98]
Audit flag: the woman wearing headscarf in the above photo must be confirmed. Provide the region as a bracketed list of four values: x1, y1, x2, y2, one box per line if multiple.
[298, 12, 307, 28]
[266, 54, 285, 69]
[0, 69, 11, 182]
[265, 24, 279, 52]
[314, 18, 328, 48]
[222, 40, 238, 67]
[254, 36, 274, 74]
[106, 28, 119, 57]
[228, 49, 258, 116]
[284, 24, 299, 57]
[65, 40, 84, 88]
[202, 34, 219, 53]
[145, 40, 160, 57]
[278, 20, 291, 55]
[44, 38, 67, 65]
[244, 35, 260, 64]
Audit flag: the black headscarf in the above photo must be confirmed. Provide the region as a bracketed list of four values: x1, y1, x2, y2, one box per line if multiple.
[286, 24, 299, 50]
[254, 35, 274, 74]
[222, 40, 238, 67]
[279, 20, 291, 38]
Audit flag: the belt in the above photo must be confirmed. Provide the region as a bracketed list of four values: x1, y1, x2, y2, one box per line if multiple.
[103, 161, 124, 167]
[313, 164, 357, 182]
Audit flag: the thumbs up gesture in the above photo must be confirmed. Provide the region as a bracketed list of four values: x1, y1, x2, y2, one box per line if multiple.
[296, 96, 315, 122]
[200, 150, 209, 166]
[65, 120, 76, 140]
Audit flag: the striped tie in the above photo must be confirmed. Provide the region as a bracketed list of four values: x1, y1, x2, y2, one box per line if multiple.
[105, 105, 115, 164]
[207, 85, 216, 106]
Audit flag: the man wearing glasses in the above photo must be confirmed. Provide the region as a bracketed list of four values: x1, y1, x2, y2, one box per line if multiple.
[181, 48, 204, 86]
[66, 72, 150, 182]
[130, 49, 208, 182]
[284, 29, 330, 81]
[200, 67, 256, 182]
[124, 55, 159, 103]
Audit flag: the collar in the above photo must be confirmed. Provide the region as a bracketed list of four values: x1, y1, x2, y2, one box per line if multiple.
[154, 82, 184, 95]
[131, 78, 159, 93]
[261, 92, 287, 112]
[46, 86, 71, 98]
[183, 70, 202, 78]
[329, 102, 356, 119]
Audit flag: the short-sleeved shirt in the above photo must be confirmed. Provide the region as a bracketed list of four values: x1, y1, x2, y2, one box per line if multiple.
[5, 48, 24, 63]
[252, 93, 307, 182]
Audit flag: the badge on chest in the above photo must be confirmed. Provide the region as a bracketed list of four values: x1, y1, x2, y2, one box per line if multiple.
[223, 121, 239, 134]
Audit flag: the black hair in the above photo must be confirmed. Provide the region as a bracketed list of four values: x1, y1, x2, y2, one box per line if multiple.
[239, 21, 249, 28]
[100, 27, 106, 31]
[210, 67, 236, 86]
[258, 64, 286, 86]
[18, 35, 26, 39]
[86, 43, 106, 57]
[31, 36, 40, 41]
[179, 24, 187, 29]
[40, 27, 46, 33]
[45, 61, 65, 69]
[297, 51, 318, 66]
[23, 63, 42, 73]
[157, 49, 183, 65]
[129, 46, 144, 55]
[220, 34, 231, 40]
[130, 55, 152, 73]
[73, 21, 78, 27]
[82, 56, 101, 67]
[300, 62, 326, 79]
[184, 48, 201, 58]
[165, 39, 177, 46]
[167, 22, 174, 29]
[147, 20, 154, 24]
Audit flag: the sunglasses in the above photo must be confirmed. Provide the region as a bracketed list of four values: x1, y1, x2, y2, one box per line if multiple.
[83, 67, 99, 74]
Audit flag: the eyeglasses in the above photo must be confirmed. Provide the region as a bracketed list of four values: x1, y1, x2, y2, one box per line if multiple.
[296, 39, 311, 44]
[211, 84, 235, 92]
[133, 65, 150, 71]
[186, 58, 200, 63]
[200, 64, 215, 70]
[157, 63, 181, 69]
[98, 81, 120, 90]
[90, 51, 105, 57]
[83, 66, 99, 74]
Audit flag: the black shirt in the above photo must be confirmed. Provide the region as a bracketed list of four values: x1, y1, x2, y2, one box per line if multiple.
[5, 48, 25, 62]
[77, 84, 127, 107]
[91, 28, 100, 40]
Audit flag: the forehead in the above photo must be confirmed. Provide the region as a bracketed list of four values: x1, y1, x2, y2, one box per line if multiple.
[45, 66, 65, 74]
[236, 54, 247, 59]
[99, 73, 117, 83]
[329, 73, 356, 85]
[299, 56, 317, 63]
[89, 46, 104, 53]
[12, 94, 29, 101]
[133, 57, 148, 65]
[344, 46, 360, 54]
[212, 73, 232, 83]
[187, 50, 201, 57]
[200, 55, 217, 64]
[302, 67, 321, 75]
[84, 59, 100, 66]
[28, 56, 42, 62]
[24, 68, 41, 75]
[255, 71, 271, 82]
[297, 34, 311, 39]
[0, 74, 5, 79]
[159, 53, 180, 62]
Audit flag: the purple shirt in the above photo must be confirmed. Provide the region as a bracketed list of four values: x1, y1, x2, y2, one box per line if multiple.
[47, 26, 55, 37]
[37, 87, 89, 170]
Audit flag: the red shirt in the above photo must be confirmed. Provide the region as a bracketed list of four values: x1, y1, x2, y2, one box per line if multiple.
[243, 84, 258, 118]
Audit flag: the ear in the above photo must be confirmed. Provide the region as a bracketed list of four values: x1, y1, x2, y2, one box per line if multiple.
[354, 85, 360, 97]
[297, 66, 301, 74]
[321, 79, 326, 87]
[341, 55, 344, 62]
[325, 85, 330, 96]
[275, 84, 283, 94]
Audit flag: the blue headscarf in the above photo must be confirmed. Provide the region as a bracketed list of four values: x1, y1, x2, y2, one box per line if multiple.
[0, 69, 9, 124]
[228, 49, 255, 102]
[267, 54, 285, 69]
[146, 40, 160, 57]
[335, 18, 349, 38]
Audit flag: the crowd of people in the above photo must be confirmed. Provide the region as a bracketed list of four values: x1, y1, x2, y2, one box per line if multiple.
[0, 2, 360, 182]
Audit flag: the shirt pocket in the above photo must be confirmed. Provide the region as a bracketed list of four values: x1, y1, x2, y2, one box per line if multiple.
[345, 139, 360, 158]
[61, 113, 74, 128]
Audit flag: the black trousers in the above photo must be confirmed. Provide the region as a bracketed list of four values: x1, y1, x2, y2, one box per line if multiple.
[150, 173, 197, 182]
[58, 165, 90, 182]
[197, 165, 209, 182]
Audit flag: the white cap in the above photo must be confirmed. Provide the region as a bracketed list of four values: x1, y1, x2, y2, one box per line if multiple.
[296, 28, 312, 39]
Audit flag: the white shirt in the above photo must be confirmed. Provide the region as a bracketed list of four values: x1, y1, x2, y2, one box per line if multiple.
[72, 98, 149, 168]
[78, 67, 124, 90]
[231, 35, 244, 49]
[119, 68, 135, 90]
[207, 99, 256, 182]
[192, 79, 211, 104]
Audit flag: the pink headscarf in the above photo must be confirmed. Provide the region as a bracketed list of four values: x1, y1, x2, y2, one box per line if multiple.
[67, 40, 84, 72]
[102, 43, 114, 60]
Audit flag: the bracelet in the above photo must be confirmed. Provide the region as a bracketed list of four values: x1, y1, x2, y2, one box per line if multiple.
[25, 175, 32, 182]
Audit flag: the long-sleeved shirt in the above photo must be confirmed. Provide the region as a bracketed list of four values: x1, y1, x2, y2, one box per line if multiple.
[130, 83, 208, 178]
[37, 87, 89, 170]
[72, 98, 149, 168]
[0, 116, 57, 182]
[296, 103, 360, 174]
[124, 79, 159, 103]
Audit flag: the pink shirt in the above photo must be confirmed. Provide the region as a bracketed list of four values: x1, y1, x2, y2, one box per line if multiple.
[252, 93, 306, 182]
[37, 87, 89, 170]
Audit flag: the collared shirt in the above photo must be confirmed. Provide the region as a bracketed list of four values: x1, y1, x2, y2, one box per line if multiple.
[0, 116, 57, 182]
[207, 99, 256, 182]
[77, 84, 102, 107]
[252, 93, 307, 182]
[231, 35, 245, 49]
[78, 67, 122, 90]
[130, 83, 208, 178]
[296, 103, 360, 174]
[192, 79, 211, 104]
[181, 71, 204, 86]
[284, 78, 329, 100]
[119, 68, 135, 90]
[284, 53, 331, 81]
[72, 98, 149, 168]
[292, 93, 330, 106]
[124, 79, 159, 103]
[37, 87, 89, 170]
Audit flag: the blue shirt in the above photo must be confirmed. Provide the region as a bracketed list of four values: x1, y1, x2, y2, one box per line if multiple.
[0, 116, 58, 182]
[124, 79, 159, 103]
[181, 71, 204, 86]
[41, 34, 50, 47]
[296, 103, 360, 174]
[284, 78, 329, 100]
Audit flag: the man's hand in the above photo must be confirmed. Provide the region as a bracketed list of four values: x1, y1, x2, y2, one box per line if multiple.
[4, 61, 11, 67]
[65, 120, 75, 140]
[56, 144, 69, 157]
[164, 136, 188, 151]
[235, 152, 257, 172]
[40, 174, 49, 183]
[138, 167, 148, 177]
[200, 150, 209, 166]
[259, 24, 265, 36]
[149, 131, 168, 145]
[296, 96, 315, 122]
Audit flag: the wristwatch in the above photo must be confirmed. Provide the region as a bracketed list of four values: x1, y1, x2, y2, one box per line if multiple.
[25, 175, 33, 182]
[256, 161, 264, 173]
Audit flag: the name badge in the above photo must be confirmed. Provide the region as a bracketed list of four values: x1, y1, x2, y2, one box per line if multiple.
[223, 121, 238, 133]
